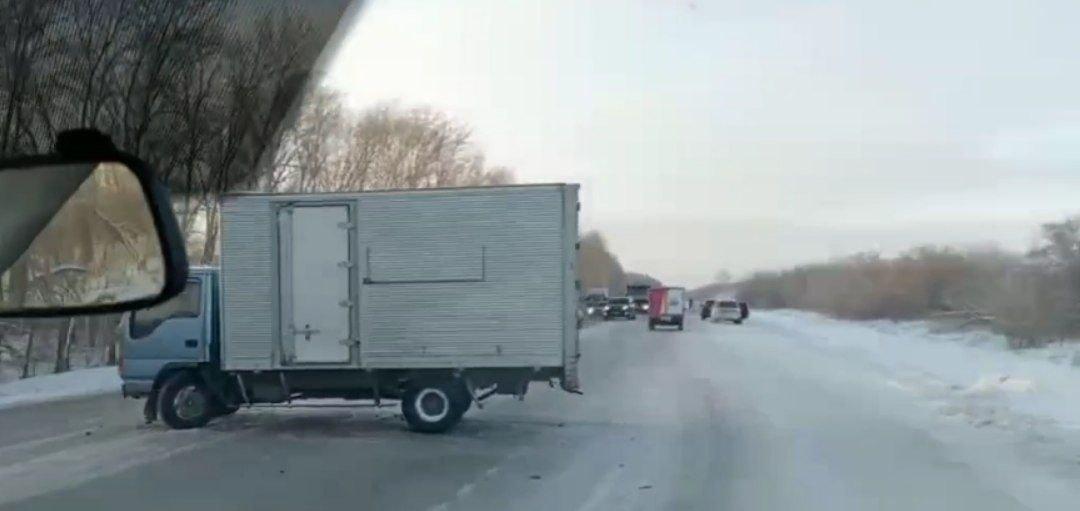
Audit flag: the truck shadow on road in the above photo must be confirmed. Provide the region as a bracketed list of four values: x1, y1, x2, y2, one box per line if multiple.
[188, 407, 577, 445]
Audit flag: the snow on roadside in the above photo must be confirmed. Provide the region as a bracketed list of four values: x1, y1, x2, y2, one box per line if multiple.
[0, 366, 120, 410]
[757, 310, 1080, 432]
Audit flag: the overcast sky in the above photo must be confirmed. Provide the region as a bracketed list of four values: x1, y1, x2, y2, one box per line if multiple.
[325, 0, 1080, 287]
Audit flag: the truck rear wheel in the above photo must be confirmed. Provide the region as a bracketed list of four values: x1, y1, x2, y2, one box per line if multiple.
[158, 372, 214, 430]
[402, 380, 468, 433]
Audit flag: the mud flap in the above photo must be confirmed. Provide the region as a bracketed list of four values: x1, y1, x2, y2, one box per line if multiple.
[143, 390, 159, 424]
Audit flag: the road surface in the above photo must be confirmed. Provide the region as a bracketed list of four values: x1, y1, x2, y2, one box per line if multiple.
[1, 313, 1077, 510]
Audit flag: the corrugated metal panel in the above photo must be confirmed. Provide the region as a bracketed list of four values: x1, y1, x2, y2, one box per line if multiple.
[357, 187, 567, 368]
[368, 241, 483, 283]
[219, 195, 276, 370]
[219, 185, 574, 371]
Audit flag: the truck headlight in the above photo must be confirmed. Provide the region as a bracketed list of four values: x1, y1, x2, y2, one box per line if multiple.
[586, 307, 595, 314]
[643, 304, 649, 311]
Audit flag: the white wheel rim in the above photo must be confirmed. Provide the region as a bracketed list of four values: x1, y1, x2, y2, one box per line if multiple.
[173, 385, 207, 421]
[414, 388, 450, 423]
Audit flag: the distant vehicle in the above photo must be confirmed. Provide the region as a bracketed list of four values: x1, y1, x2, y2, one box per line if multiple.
[700, 299, 715, 320]
[626, 284, 651, 312]
[712, 300, 743, 324]
[648, 287, 686, 331]
[604, 297, 637, 320]
[632, 297, 649, 312]
[585, 287, 609, 300]
[583, 294, 608, 317]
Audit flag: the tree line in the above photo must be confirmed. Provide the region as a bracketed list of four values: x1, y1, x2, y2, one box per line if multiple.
[0, 0, 515, 381]
[736, 215, 1080, 348]
[578, 231, 660, 297]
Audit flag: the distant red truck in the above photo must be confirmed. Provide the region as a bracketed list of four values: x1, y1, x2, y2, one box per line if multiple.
[648, 286, 687, 331]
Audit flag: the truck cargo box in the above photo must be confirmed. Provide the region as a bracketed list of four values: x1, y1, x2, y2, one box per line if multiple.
[218, 185, 580, 389]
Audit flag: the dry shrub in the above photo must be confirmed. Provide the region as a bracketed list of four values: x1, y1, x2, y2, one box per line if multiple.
[736, 237, 1080, 347]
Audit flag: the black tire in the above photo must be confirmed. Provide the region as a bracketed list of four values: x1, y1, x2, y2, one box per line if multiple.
[452, 382, 473, 414]
[733, 319, 743, 325]
[678, 321, 684, 331]
[648, 320, 656, 331]
[401, 380, 468, 433]
[158, 372, 214, 430]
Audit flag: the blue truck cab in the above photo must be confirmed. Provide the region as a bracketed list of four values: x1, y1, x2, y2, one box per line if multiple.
[120, 267, 223, 420]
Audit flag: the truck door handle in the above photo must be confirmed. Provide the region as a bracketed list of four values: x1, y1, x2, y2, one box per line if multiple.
[184, 339, 198, 348]
[293, 325, 320, 341]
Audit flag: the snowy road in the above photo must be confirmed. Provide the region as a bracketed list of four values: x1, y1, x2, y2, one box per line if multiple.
[1, 312, 1078, 510]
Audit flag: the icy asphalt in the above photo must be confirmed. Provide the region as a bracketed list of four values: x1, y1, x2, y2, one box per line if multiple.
[1, 312, 1078, 510]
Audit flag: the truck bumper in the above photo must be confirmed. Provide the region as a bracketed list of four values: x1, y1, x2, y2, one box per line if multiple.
[652, 314, 684, 325]
[121, 380, 153, 398]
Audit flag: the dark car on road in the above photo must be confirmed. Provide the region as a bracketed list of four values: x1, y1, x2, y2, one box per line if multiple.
[633, 297, 649, 313]
[700, 299, 715, 320]
[604, 297, 637, 320]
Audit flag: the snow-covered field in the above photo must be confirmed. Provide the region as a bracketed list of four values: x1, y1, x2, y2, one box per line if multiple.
[758, 310, 1080, 433]
[696, 310, 1080, 509]
[0, 366, 120, 410]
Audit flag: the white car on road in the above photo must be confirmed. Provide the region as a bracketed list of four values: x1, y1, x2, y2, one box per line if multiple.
[711, 300, 744, 324]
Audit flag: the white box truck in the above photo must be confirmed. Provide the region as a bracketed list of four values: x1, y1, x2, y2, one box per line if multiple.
[120, 184, 580, 433]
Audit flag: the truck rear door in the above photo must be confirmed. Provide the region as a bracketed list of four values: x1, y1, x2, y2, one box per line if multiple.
[279, 204, 353, 364]
[648, 288, 667, 318]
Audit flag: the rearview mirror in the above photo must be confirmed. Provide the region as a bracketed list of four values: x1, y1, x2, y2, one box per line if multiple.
[0, 130, 188, 317]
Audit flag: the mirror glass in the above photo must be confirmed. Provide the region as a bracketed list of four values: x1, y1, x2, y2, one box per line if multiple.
[0, 162, 164, 312]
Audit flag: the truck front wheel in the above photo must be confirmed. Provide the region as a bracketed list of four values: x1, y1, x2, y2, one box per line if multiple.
[401, 380, 468, 433]
[158, 372, 215, 430]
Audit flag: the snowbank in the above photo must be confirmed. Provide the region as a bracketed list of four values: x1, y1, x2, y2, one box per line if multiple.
[0, 366, 121, 410]
[757, 310, 1080, 431]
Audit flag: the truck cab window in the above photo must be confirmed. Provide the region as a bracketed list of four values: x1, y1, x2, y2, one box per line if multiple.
[130, 281, 202, 339]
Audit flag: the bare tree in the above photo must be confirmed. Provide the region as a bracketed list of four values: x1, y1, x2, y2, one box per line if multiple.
[1, 0, 522, 380]
[713, 270, 732, 285]
[274, 95, 516, 195]
[578, 231, 628, 297]
[0, 0, 53, 155]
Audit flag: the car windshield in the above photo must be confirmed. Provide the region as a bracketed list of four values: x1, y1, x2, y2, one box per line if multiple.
[4, 1, 1080, 510]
